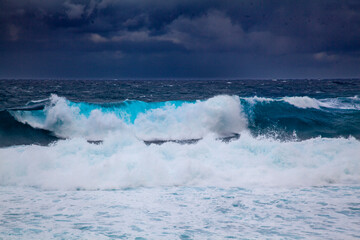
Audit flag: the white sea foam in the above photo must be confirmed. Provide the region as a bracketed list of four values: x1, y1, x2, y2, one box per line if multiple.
[26, 98, 49, 104]
[284, 96, 360, 110]
[242, 96, 325, 109]
[1, 133, 359, 190]
[242, 96, 274, 105]
[282, 96, 323, 109]
[318, 97, 360, 110]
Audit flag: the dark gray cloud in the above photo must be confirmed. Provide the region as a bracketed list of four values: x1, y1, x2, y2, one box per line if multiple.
[0, 0, 359, 78]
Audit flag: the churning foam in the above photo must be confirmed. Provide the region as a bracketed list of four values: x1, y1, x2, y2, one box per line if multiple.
[0, 133, 359, 190]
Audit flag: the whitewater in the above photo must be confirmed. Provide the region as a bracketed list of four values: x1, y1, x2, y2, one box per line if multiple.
[0, 79, 360, 239]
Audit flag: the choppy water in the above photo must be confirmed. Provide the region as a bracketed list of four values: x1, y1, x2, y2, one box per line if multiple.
[0, 79, 360, 239]
[1, 186, 360, 239]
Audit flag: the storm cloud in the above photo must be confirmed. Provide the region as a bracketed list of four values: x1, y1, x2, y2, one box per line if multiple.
[0, 0, 359, 78]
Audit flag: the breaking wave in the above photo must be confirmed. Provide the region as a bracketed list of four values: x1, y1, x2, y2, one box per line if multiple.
[9, 94, 248, 141]
[4, 94, 360, 143]
[1, 94, 360, 190]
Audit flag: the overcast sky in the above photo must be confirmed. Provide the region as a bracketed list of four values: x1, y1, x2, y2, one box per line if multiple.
[0, 0, 359, 79]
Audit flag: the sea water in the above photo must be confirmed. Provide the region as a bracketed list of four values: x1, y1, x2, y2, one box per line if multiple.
[0, 79, 360, 239]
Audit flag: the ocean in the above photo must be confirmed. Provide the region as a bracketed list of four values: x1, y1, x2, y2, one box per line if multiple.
[0, 79, 360, 239]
